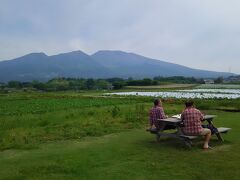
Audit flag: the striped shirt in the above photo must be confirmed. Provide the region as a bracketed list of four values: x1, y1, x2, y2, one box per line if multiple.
[181, 107, 204, 135]
[149, 106, 167, 129]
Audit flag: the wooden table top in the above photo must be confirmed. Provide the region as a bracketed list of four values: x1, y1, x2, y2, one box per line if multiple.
[158, 115, 216, 123]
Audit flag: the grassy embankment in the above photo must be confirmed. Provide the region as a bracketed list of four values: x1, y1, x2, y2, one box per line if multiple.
[0, 91, 239, 179]
[125, 83, 198, 91]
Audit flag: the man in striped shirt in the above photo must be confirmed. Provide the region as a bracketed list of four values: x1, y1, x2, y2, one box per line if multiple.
[181, 100, 212, 149]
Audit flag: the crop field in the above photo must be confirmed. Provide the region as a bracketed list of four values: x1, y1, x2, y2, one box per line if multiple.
[109, 87, 240, 99]
[0, 91, 240, 179]
[198, 84, 240, 89]
[0, 92, 153, 151]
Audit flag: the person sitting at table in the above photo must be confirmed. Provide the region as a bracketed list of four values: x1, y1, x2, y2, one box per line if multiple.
[149, 99, 169, 130]
[181, 100, 212, 149]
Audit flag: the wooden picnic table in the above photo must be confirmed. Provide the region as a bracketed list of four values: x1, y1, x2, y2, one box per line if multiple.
[148, 115, 231, 147]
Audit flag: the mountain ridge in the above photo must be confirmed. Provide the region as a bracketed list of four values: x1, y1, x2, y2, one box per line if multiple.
[0, 50, 235, 82]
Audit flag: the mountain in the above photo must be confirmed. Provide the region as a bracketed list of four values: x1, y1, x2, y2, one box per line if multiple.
[92, 50, 234, 78]
[0, 50, 235, 82]
[47, 51, 112, 78]
[0, 51, 111, 82]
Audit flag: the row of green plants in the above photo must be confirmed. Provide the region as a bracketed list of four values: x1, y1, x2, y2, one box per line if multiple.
[0, 92, 151, 149]
[0, 102, 150, 150]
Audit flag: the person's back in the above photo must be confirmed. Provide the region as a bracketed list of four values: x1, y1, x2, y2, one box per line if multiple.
[181, 107, 203, 135]
[181, 100, 212, 149]
[149, 99, 167, 129]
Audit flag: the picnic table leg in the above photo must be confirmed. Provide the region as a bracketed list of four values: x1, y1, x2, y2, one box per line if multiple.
[206, 119, 224, 142]
[156, 122, 167, 142]
[215, 132, 224, 142]
[156, 134, 161, 142]
[183, 138, 192, 148]
[176, 127, 193, 148]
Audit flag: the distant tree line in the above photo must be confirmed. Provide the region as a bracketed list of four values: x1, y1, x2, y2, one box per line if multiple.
[0, 76, 207, 92]
[153, 76, 205, 84]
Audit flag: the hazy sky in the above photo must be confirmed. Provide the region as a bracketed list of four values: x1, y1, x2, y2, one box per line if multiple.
[1, 0, 240, 73]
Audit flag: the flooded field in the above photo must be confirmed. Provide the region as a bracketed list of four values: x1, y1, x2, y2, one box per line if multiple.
[178, 89, 240, 94]
[108, 88, 240, 99]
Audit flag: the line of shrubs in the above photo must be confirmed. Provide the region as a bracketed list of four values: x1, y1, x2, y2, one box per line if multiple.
[0, 76, 205, 91]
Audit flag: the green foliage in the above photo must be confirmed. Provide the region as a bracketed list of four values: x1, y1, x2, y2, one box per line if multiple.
[214, 76, 224, 84]
[194, 99, 240, 111]
[2, 76, 206, 92]
[84, 78, 95, 90]
[126, 78, 158, 86]
[112, 81, 125, 89]
[135, 104, 147, 123]
[47, 78, 70, 91]
[153, 76, 204, 84]
[8, 81, 22, 89]
[0, 92, 152, 150]
[32, 80, 47, 90]
[95, 79, 112, 90]
[111, 106, 120, 118]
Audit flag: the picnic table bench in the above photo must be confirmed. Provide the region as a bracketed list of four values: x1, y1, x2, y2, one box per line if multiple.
[147, 115, 231, 148]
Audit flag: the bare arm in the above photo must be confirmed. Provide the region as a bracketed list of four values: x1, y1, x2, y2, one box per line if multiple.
[159, 107, 167, 119]
[199, 110, 204, 121]
[181, 112, 184, 121]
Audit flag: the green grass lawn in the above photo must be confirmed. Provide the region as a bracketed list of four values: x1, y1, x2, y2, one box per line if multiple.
[0, 92, 239, 179]
[0, 120, 239, 180]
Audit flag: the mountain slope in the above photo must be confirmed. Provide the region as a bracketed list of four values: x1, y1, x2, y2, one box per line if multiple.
[0, 51, 111, 82]
[48, 51, 112, 78]
[0, 53, 52, 82]
[92, 50, 233, 78]
[0, 50, 235, 82]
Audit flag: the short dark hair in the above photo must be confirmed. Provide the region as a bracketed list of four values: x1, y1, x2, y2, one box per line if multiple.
[154, 99, 160, 106]
[185, 100, 194, 107]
